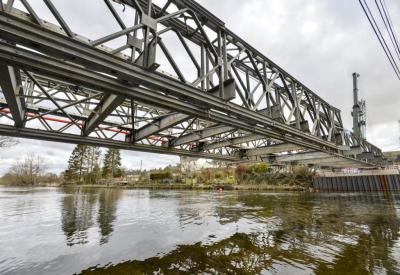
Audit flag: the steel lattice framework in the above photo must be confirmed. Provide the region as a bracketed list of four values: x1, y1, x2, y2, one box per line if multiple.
[0, 0, 383, 167]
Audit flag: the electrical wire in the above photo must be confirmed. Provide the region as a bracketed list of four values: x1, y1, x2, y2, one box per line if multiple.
[381, 0, 400, 58]
[375, 0, 400, 61]
[359, 0, 400, 80]
[362, 0, 400, 77]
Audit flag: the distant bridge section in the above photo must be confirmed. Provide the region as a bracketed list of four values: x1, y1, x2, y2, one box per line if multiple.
[0, 0, 383, 168]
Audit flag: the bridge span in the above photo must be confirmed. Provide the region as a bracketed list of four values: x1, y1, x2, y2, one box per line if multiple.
[0, 0, 383, 168]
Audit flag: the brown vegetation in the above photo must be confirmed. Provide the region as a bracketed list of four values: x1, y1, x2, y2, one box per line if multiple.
[235, 164, 314, 188]
[0, 154, 62, 186]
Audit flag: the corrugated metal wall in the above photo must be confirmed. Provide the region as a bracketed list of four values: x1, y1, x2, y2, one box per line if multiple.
[313, 174, 400, 192]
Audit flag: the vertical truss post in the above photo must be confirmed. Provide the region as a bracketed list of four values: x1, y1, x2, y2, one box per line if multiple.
[126, 98, 135, 143]
[222, 30, 229, 80]
[5, 0, 14, 12]
[131, 10, 140, 62]
[0, 64, 25, 127]
[206, 46, 211, 90]
[201, 43, 206, 91]
[139, 1, 158, 69]
[142, 26, 150, 68]
[292, 83, 300, 130]
[263, 62, 271, 116]
[328, 109, 336, 142]
[246, 71, 252, 107]
[217, 28, 223, 98]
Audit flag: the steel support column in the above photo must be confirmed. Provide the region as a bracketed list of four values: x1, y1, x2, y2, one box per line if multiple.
[0, 64, 24, 127]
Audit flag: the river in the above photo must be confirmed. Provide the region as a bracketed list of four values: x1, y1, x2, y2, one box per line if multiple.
[0, 187, 399, 274]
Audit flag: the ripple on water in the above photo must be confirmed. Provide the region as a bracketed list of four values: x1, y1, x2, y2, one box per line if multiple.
[1, 188, 400, 274]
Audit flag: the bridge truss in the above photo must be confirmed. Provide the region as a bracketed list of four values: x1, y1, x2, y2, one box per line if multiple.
[0, 0, 383, 168]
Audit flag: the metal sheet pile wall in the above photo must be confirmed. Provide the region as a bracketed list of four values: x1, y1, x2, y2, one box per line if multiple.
[314, 174, 400, 192]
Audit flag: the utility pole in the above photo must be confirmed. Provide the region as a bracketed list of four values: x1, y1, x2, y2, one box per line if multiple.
[352, 73, 366, 140]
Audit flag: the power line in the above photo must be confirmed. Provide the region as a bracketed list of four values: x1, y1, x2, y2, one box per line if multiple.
[362, 0, 400, 77]
[359, 0, 400, 80]
[381, 0, 400, 57]
[375, 0, 400, 61]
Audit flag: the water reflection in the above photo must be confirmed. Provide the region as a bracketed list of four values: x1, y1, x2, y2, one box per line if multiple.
[97, 188, 122, 244]
[61, 188, 97, 246]
[1, 188, 400, 274]
[61, 188, 122, 246]
[80, 193, 400, 275]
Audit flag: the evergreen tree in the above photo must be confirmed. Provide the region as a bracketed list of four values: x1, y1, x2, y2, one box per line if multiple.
[86, 146, 102, 184]
[64, 145, 101, 183]
[102, 149, 123, 178]
[65, 145, 87, 182]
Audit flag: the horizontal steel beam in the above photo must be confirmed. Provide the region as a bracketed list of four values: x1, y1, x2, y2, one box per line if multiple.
[297, 157, 356, 165]
[0, 124, 238, 161]
[343, 146, 363, 156]
[204, 134, 266, 150]
[276, 151, 330, 162]
[245, 144, 304, 157]
[83, 93, 125, 136]
[172, 125, 235, 147]
[274, 151, 374, 167]
[135, 113, 190, 141]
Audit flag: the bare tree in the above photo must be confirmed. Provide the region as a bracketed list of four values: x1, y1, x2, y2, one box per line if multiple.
[0, 136, 18, 148]
[9, 154, 46, 185]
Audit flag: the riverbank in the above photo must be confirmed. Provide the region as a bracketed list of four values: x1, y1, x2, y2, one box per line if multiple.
[58, 183, 309, 192]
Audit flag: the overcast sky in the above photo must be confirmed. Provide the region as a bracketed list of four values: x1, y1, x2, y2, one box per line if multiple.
[1, 0, 400, 175]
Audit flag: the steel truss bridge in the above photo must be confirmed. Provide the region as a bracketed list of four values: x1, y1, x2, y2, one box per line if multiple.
[0, 0, 383, 168]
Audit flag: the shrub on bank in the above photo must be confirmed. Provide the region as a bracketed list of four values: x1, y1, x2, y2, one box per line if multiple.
[234, 164, 313, 187]
[150, 171, 172, 182]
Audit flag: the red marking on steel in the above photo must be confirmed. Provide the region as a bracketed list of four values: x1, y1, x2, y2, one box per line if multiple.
[0, 109, 168, 142]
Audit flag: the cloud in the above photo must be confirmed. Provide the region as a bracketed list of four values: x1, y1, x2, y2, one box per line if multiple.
[199, 0, 400, 146]
[1, 0, 400, 176]
[0, 138, 179, 175]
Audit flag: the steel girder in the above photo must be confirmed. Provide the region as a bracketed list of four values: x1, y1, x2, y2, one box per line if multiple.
[83, 94, 126, 136]
[244, 144, 305, 158]
[272, 151, 372, 167]
[203, 134, 267, 151]
[172, 125, 234, 147]
[0, 0, 382, 167]
[0, 64, 25, 127]
[135, 113, 190, 141]
[0, 124, 237, 161]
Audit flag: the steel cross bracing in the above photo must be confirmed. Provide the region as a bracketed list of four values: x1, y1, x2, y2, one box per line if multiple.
[0, 0, 383, 167]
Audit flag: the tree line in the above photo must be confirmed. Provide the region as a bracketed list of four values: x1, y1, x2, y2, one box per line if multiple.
[0, 137, 124, 185]
[64, 145, 124, 184]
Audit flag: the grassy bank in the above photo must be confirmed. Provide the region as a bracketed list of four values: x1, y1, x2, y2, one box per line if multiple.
[2, 163, 314, 192]
[60, 182, 309, 192]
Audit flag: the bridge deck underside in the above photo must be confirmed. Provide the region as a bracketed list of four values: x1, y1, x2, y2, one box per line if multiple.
[0, 0, 382, 168]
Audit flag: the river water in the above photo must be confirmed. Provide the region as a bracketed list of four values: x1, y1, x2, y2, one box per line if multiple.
[0, 187, 400, 274]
